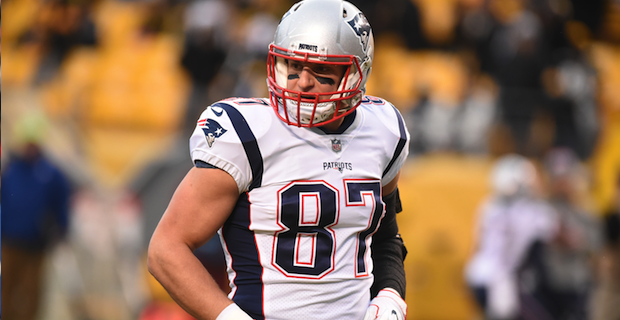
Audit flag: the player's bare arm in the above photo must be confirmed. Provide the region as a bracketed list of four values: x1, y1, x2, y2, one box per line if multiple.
[382, 170, 401, 196]
[147, 166, 239, 320]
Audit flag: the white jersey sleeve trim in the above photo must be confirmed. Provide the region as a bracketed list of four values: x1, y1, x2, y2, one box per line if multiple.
[191, 148, 247, 194]
[189, 103, 261, 193]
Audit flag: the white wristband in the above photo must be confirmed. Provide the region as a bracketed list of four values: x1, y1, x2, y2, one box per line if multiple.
[215, 303, 253, 320]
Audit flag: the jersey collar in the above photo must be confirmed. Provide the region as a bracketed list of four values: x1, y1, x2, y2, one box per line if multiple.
[316, 110, 357, 135]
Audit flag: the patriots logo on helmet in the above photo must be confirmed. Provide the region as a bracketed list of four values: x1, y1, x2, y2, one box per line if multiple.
[347, 13, 371, 52]
[198, 118, 227, 148]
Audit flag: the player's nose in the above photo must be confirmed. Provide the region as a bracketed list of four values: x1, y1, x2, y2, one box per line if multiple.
[297, 68, 316, 91]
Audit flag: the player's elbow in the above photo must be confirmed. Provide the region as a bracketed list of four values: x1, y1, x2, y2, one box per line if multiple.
[146, 247, 159, 279]
[147, 235, 167, 280]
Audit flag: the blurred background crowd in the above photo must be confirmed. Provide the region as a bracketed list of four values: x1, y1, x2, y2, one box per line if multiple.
[1, 0, 620, 319]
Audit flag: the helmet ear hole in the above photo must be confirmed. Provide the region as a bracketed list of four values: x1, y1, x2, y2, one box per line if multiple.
[343, 9, 347, 18]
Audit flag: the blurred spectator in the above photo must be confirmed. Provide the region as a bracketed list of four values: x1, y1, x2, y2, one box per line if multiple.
[23, 0, 98, 85]
[180, 0, 230, 136]
[412, 89, 461, 153]
[541, 50, 599, 160]
[456, 0, 605, 159]
[533, 148, 601, 320]
[487, 5, 548, 156]
[1, 112, 73, 320]
[405, 69, 495, 155]
[454, 71, 499, 154]
[465, 154, 557, 320]
[355, 0, 428, 50]
[591, 174, 620, 320]
[459, 2, 539, 154]
[227, 1, 278, 99]
[242, 8, 278, 59]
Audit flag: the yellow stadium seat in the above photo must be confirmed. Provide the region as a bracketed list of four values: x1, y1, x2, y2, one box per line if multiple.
[1, 0, 40, 45]
[2, 45, 43, 88]
[93, 0, 147, 49]
[41, 48, 100, 118]
[81, 126, 177, 188]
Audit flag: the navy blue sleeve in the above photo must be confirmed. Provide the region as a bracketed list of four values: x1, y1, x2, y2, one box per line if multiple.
[371, 188, 407, 298]
[194, 159, 219, 169]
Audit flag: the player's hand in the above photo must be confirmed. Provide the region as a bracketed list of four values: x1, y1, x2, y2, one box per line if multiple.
[216, 303, 254, 320]
[363, 288, 407, 320]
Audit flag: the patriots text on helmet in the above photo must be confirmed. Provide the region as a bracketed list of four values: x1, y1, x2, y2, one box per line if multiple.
[298, 43, 319, 52]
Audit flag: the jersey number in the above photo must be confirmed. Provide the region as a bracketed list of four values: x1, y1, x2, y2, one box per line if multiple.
[273, 180, 384, 279]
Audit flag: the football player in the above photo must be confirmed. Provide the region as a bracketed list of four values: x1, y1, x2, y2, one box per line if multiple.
[147, 0, 410, 319]
[465, 154, 558, 319]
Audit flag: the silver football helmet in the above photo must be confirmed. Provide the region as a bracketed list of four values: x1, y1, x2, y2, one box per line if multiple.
[491, 154, 538, 198]
[267, 0, 374, 127]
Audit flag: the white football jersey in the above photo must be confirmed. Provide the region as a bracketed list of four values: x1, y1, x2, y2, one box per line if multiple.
[189, 96, 410, 320]
[465, 196, 558, 287]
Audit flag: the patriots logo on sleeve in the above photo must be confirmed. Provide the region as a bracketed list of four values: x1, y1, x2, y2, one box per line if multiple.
[198, 118, 227, 147]
[347, 13, 371, 52]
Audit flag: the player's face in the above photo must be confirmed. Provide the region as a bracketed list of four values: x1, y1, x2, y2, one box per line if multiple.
[286, 60, 347, 97]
